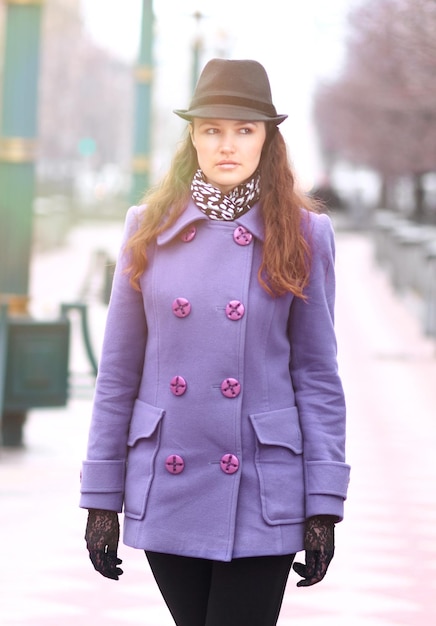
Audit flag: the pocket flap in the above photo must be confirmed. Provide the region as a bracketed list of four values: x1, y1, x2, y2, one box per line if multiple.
[249, 406, 303, 454]
[127, 399, 165, 446]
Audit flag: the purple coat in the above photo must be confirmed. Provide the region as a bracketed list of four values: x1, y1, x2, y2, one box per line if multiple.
[80, 200, 350, 561]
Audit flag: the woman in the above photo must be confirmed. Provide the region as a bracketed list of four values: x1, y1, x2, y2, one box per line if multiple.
[80, 58, 350, 626]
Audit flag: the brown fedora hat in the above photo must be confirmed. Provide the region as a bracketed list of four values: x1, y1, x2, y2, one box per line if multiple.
[174, 58, 287, 125]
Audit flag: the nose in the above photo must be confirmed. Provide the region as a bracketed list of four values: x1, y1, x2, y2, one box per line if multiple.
[218, 131, 236, 154]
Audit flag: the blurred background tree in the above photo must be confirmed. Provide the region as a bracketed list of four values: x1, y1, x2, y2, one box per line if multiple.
[313, 0, 436, 221]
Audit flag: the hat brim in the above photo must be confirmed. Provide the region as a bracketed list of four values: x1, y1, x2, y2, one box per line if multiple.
[174, 104, 287, 125]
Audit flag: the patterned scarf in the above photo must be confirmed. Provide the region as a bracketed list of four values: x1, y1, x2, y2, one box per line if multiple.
[191, 169, 261, 221]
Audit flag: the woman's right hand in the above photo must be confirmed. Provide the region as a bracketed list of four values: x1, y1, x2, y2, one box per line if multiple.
[85, 508, 124, 580]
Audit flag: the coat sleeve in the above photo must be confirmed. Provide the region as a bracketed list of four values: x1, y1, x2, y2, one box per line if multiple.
[288, 211, 350, 521]
[80, 205, 147, 511]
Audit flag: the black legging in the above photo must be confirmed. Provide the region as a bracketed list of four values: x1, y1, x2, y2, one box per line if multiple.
[145, 551, 295, 626]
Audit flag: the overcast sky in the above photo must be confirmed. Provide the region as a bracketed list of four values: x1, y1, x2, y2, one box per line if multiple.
[80, 0, 358, 188]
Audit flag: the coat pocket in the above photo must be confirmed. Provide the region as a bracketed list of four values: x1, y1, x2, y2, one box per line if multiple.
[124, 398, 165, 520]
[249, 406, 305, 524]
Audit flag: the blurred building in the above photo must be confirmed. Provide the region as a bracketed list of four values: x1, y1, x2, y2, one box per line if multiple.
[35, 0, 135, 211]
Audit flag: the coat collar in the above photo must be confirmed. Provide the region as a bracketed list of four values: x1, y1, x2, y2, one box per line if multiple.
[157, 198, 265, 246]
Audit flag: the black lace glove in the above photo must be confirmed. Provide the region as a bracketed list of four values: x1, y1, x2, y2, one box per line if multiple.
[85, 508, 123, 580]
[293, 515, 335, 587]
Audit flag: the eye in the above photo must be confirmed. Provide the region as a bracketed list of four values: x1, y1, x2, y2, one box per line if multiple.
[205, 127, 219, 135]
[238, 124, 258, 134]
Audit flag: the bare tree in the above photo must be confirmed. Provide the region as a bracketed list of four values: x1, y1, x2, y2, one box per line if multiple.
[313, 0, 436, 216]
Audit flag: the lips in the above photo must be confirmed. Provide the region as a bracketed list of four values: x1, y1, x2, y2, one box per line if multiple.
[216, 160, 238, 167]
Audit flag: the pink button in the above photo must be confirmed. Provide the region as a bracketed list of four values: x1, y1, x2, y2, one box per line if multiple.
[170, 376, 187, 396]
[220, 378, 241, 398]
[165, 454, 185, 474]
[225, 300, 245, 321]
[233, 226, 253, 246]
[220, 454, 240, 474]
[181, 226, 197, 242]
[172, 297, 191, 318]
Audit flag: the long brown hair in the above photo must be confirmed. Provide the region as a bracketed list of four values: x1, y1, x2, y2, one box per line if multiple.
[125, 125, 317, 298]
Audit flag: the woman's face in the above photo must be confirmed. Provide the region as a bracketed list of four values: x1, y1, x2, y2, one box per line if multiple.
[190, 118, 267, 194]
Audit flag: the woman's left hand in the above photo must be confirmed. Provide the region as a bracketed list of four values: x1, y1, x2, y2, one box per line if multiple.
[293, 515, 335, 587]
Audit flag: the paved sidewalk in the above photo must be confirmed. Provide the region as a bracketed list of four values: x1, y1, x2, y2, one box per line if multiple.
[1, 222, 435, 625]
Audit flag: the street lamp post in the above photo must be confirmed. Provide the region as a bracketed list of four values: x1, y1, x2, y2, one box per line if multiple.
[191, 11, 204, 94]
[0, 0, 45, 445]
[0, 0, 45, 312]
[131, 0, 154, 204]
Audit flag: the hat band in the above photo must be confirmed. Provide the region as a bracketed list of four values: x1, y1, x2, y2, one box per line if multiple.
[190, 94, 277, 117]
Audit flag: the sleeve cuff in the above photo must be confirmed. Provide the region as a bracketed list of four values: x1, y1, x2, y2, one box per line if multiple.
[305, 460, 350, 499]
[305, 461, 350, 520]
[79, 460, 125, 512]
